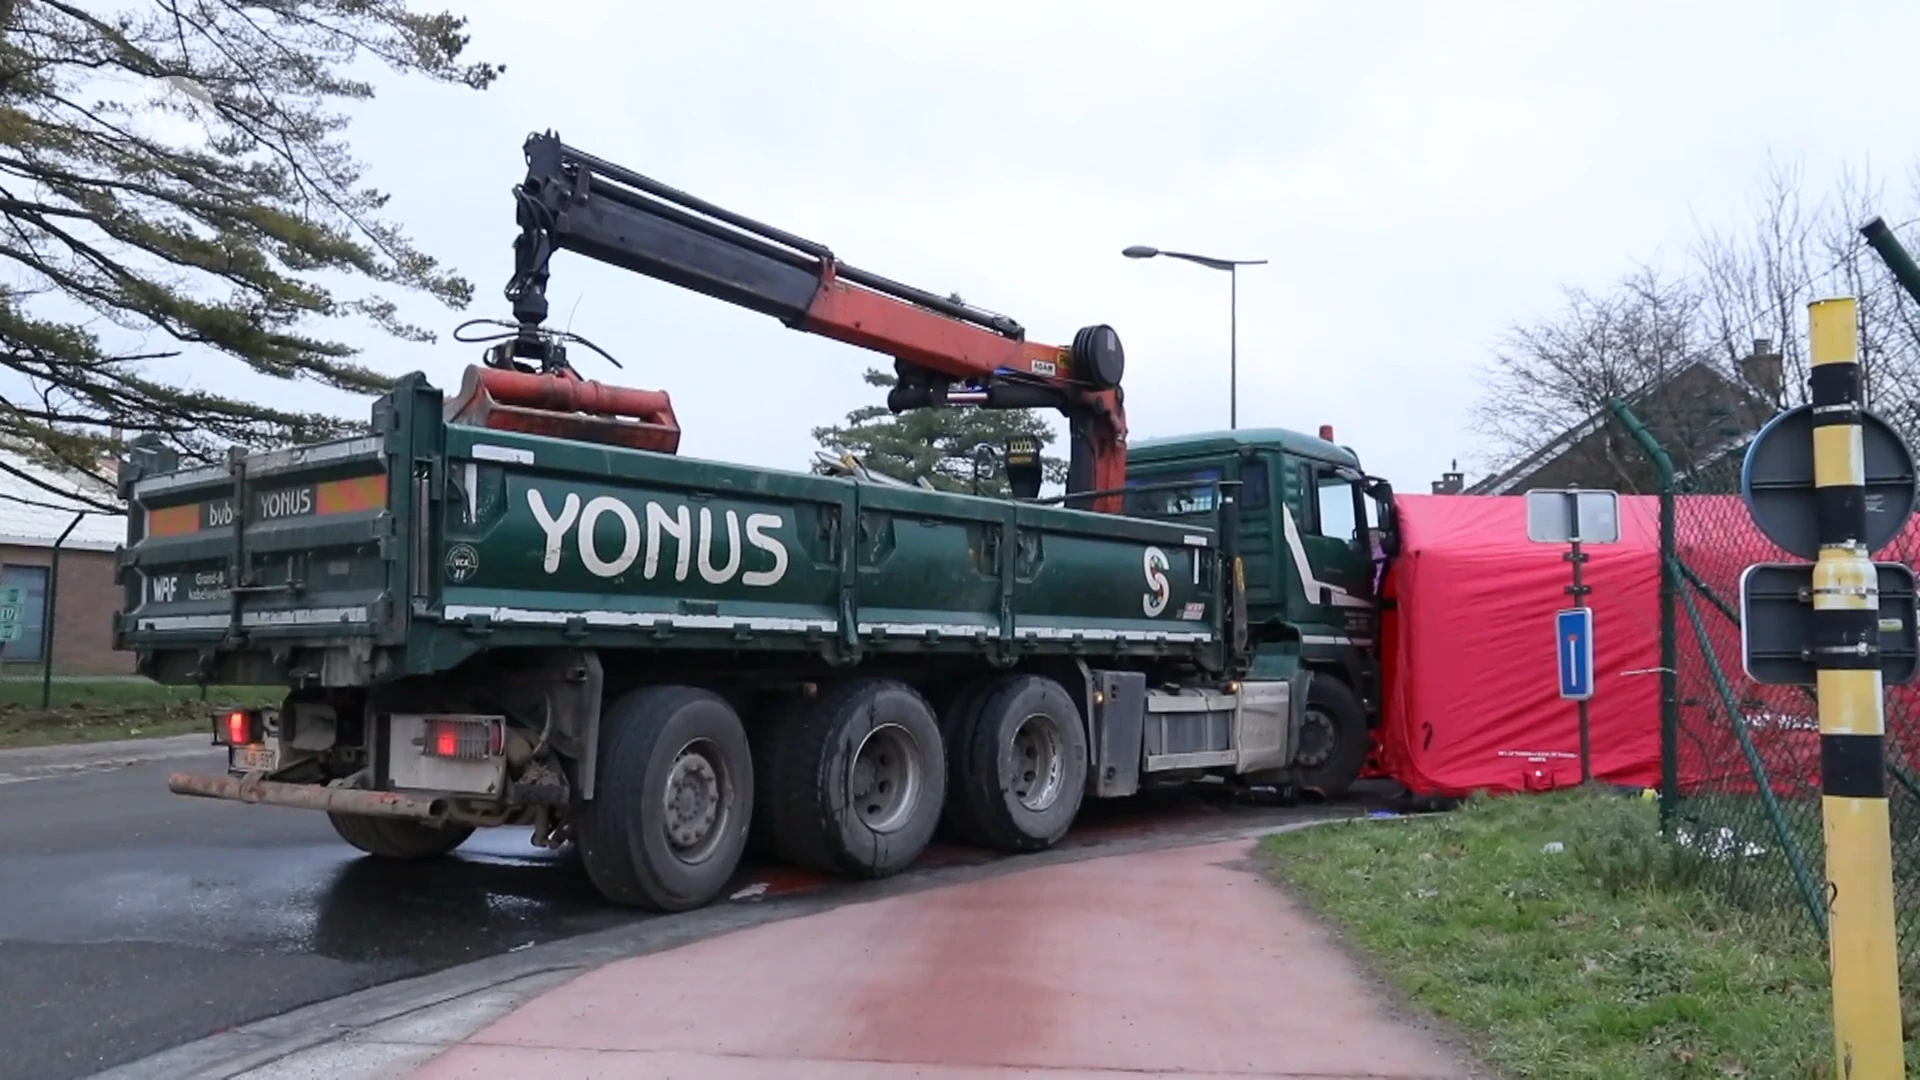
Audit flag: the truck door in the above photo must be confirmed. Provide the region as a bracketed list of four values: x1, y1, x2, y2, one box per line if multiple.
[1294, 461, 1373, 613]
[1234, 453, 1277, 612]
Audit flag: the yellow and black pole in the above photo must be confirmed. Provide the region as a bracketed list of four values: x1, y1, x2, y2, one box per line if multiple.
[1808, 295, 1906, 1077]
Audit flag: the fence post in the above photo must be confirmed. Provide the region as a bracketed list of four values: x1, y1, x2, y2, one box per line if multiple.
[1806, 295, 1905, 1078]
[41, 512, 83, 710]
[1608, 399, 1679, 831]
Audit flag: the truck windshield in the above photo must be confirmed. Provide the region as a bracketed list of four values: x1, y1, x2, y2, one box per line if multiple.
[1125, 468, 1221, 516]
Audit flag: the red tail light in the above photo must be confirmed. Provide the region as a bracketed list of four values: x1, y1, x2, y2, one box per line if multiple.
[420, 717, 503, 761]
[220, 709, 259, 746]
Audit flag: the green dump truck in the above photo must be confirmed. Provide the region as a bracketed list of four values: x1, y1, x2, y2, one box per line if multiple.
[130, 133, 1396, 912]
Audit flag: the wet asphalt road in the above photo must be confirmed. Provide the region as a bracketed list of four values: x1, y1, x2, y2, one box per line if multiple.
[0, 750, 626, 1080]
[0, 751, 1392, 1080]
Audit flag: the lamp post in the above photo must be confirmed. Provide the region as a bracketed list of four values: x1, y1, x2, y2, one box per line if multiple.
[1122, 245, 1267, 429]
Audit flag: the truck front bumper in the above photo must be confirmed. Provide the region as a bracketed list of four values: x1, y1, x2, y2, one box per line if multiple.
[167, 771, 449, 823]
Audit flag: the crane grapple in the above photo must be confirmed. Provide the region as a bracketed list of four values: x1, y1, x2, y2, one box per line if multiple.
[443, 364, 681, 454]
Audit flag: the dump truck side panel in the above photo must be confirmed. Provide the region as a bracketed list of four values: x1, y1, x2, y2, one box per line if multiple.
[424, 420, 1220, 666]
[120, 374, 1224, 683]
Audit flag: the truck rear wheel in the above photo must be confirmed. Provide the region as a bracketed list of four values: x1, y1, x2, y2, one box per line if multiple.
[576, 685, 754, 911]
[1296, 674, 1368, 797]
[935, 676, 998, 846]
[947, 674, 1087, 853]
[327, 813, 473, 860]
[762, 679, 945, 879]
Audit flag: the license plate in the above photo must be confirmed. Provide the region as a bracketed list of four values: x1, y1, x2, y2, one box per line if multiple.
[231, 745, 279, 774]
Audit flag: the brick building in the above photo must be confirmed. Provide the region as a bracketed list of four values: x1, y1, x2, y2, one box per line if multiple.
[0, 449, 130, 676]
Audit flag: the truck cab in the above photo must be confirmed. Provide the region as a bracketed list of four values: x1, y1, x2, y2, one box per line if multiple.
[1124, 427, 1397, 792]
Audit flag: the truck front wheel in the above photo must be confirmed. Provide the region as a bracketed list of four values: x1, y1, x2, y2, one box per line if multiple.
[947, 674, 1087, 853]
[327, 813, 473, 859]
[1295, 675, 1369, 797]
[576, 685, 754, 911]
[761, 679, 946, 879]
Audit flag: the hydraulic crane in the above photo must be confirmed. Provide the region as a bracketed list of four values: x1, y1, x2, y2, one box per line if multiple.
[467, 132, 1130, 511]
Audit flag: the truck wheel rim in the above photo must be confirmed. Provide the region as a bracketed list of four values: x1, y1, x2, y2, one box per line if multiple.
[1010, 712, 1065, 812]
[1297, 707, 1335, 769]
[850, 722, 922, 834]
[663, 738, 730, 863]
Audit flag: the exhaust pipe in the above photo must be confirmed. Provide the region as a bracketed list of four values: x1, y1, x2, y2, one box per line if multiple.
[168, 772, 449, 822]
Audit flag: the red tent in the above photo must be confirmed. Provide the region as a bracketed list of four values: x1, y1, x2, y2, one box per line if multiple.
[1373, 492, 1920, 798]
[1376, 494, 1664, 796]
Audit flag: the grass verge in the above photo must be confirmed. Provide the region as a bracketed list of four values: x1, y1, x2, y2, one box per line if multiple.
[0, 679, 281, 748]
[1263, 788, 1839, 1079]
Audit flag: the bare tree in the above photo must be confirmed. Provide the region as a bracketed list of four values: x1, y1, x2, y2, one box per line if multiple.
[1471, 263, 1714, 490]
[1827, 168, 1920, 427]
[1690, 160, 1817, 399]
[1473, 157, 1920, 486]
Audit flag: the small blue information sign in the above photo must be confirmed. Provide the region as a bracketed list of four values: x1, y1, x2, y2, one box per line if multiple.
[1556, 607, 1595, 701]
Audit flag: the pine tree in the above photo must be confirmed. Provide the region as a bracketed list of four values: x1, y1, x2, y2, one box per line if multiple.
[0, 1, 501, 509]
[812, 367, 1068, 497]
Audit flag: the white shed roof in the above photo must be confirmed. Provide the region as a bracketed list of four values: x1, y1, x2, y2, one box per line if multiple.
[0, 448, 125, 552]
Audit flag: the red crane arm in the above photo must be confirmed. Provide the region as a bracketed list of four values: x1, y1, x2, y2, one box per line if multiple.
[502, 132, 1130, 510]
[803, 267, 1065, 381]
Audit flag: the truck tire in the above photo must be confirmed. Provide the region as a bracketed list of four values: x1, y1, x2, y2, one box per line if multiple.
[1296, 674, 1369, 797]
[575, 685, 754, 911]
[948, 674, 1087, 853]
[934, 676, 998, 846]
[746, 694, 807, 859]
[327, 813, 473, 860]
[762, 679, 946, 879]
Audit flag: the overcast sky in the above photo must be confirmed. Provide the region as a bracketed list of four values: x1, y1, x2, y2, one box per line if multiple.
[178, 0, 1920, 494]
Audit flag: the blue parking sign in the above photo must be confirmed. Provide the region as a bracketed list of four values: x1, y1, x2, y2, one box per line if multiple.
[1556, 607, 1594, 700]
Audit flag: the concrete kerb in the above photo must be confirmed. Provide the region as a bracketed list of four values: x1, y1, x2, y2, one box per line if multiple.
[94, 805, 1419, 1080]
[0, 732, 210, 784]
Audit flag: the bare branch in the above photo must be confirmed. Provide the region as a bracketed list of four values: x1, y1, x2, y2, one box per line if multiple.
[1473, 154, 1920, 488]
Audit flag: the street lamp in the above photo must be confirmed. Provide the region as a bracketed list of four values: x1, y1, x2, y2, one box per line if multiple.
[1122, 245, 1267, 429]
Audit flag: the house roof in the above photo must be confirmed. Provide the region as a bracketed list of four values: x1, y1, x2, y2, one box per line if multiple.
[0, 448, 125, 552]
[1465, 360, 1767, 496]
[1465, 403, 1627, 496]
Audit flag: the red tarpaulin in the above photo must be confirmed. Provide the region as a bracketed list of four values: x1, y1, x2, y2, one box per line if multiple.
[1376, 494, 1664, 796]
[1368, 492, 1920, 799]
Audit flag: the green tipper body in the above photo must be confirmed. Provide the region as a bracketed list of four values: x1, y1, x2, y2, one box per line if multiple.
[116, 374, 1228, 684]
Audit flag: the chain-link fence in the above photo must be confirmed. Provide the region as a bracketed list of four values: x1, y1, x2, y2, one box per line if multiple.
[1613, 401, 1920, 984]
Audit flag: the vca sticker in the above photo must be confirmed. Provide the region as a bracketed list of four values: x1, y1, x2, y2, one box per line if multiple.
[445, 543, 480, 584]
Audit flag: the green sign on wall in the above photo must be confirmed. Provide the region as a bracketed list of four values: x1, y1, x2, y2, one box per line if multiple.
[0, 585, 26, 643]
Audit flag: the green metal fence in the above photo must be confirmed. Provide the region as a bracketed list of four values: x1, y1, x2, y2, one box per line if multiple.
[1610, 399, 1920, 980]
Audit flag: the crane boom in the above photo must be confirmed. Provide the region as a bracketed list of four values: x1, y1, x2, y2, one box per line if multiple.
[501, 132, 1130, 510]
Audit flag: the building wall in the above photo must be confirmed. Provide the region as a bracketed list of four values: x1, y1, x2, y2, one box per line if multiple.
[0, 544, 131, 676]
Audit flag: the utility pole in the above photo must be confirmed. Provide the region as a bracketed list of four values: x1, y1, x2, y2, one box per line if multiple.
[1121, 246, 1267, 430]
[1806, 296, 1906, 1078]
[1229, 265, 1238, 429]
